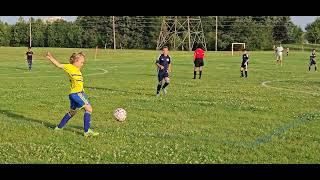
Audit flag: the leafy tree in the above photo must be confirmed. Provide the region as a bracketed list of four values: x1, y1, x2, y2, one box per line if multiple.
[305, 17, 320, 44]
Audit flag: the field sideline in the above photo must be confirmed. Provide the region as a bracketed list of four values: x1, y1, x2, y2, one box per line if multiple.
[0, 47, 319, 163]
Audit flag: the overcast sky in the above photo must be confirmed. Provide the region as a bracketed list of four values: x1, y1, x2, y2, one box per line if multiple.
[291, 16, 318, 30]
[0, 16, 318, 31]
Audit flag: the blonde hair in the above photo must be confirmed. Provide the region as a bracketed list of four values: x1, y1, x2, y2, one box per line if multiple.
[69, 52, 85, 64]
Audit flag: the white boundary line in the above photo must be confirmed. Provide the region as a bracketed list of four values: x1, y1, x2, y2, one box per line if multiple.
[0, 68, 109, 79]
[261, 78, 320, 96]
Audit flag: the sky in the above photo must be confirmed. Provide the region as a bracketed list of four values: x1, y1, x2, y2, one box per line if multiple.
[291, 16, 318, 30]
[0, 16, 318, 30]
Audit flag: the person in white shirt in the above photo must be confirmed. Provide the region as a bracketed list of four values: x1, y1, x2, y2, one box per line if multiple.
[275, 45, 284, 67]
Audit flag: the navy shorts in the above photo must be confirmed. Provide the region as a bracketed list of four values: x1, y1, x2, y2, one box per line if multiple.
[241, 63, 248, 68]
[158, 71, 169, 81]
[194, 58, 204, 67]
[69, 92, 90, 110]
[310, 60, 316, 65]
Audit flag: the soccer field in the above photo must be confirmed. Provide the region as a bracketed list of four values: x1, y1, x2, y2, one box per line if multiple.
[0, 47, 319, 163]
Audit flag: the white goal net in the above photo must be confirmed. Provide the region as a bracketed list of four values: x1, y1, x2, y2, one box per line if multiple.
[232, 43, 246, 56]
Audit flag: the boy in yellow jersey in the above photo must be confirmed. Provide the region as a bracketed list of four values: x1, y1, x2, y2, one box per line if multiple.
[45, 52, 99, 137]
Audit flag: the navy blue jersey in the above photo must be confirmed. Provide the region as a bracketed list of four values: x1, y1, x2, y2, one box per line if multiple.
[242, 54, 249, 64]
[156, 54, 171, 72]
[310, 52, 316, 60]
[26, 51, 33, 60]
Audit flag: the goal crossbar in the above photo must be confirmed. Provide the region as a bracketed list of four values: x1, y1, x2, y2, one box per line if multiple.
[232, 43, 246, 56]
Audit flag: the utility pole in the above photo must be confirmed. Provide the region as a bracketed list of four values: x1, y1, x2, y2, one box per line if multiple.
[29, 17, 32, 48]
[113, 16, 116, 50]
[215, 16, 218, 52]
[187, 16, 191, 51]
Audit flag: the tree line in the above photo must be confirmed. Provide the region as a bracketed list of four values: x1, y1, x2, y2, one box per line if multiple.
[0, 16, 316, 51]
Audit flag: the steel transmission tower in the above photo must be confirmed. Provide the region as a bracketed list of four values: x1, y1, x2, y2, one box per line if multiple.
[156, 16, 207, 51]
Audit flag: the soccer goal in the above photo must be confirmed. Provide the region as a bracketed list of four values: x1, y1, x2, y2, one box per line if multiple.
[231, 43, 246, 56]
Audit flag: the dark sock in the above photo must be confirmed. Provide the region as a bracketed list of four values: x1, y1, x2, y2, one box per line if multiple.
[193, 71, 196, 79]
[157, 84, 162, 94]
[199, 71, 202, 79]
[240, 71, 244, 77]
[245, 71, 248, 77]
[162, 82, 169, 89]
[58, 113, 72, 128]
[309, 66, 311, 71]
[28, 61, 32, 70]
[84, 111, 91, 133]
[315, 66, 317, 71]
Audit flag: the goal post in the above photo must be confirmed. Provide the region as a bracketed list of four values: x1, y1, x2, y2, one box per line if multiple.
[232, 43, 246, 56]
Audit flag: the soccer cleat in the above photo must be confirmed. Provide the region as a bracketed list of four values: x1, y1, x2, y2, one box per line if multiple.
[54, 126, 63, 131]
[156, 93, 160, 97]
[84, 129, 99, 137]
[162, 88, 167, 95]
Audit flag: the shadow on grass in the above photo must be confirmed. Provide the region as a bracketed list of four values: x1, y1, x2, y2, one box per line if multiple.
[86, 86, 155, 97]
[135, 73, 156, 77]
[14, 67, 29, 71]
[0, 66, 28, 71]
[0, 109, 83, 136]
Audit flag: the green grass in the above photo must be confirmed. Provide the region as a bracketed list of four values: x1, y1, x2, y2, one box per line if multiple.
[0, 47, 320, 163]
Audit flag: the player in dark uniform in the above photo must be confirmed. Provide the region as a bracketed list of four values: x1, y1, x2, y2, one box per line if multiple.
[26, 47, 33, 71]
[240, 49, 249, 78]
[193, 45, 205, 79]
[155, 46, 172, 97]
[309, 49, 317, 71]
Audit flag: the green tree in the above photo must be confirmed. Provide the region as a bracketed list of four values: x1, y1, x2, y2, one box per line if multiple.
[10, 16, 29, 47]
[76, 16, 112, 48]
[0, 20, 11, 46]
[272, 16, 290, 44]
[286, 24, 303, 44]
[305, 17, 320, 44]
[31, 18, 46, 47]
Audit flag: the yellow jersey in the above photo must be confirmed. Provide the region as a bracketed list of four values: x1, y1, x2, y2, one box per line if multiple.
[63, 64, 84, 94]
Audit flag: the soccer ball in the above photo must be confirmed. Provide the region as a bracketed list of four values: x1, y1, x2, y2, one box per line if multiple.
[114, 108, 127, 122]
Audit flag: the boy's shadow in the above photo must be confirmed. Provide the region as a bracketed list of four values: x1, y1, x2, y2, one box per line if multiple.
[86, 86, 154, 97]
[0, 109, 83, 136]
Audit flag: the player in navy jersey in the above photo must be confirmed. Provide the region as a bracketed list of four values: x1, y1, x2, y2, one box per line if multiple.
[309, 49, 317, 72]
[155, 46, 172, 97]
[26, 47, 33, 71]
[240, 49, 249, 78]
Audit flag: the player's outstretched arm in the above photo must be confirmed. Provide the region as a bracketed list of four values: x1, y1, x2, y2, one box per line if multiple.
[46, 52, 64, 69]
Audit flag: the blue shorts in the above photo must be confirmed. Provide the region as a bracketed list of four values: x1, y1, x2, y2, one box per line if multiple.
[158, 71, 169, 82]
[69, 92, 90, 110]
[310, 60, 316, 65]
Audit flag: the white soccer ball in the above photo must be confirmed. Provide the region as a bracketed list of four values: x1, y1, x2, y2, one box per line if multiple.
[114, 108, 127, 122]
